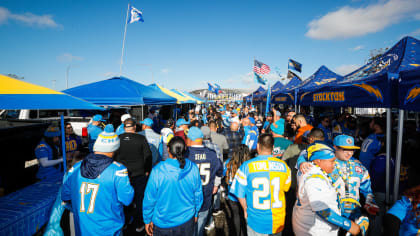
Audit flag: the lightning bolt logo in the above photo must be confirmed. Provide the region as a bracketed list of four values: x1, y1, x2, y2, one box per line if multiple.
[409, 64, 420, 67]
[287, 93, 294, 101]
[405, 84, 420, 104]
[300, 92, 310, 101]
[353, 83, 383, 102]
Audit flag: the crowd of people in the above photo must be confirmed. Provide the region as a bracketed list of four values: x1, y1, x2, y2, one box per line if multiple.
[35, 103, 420, 236]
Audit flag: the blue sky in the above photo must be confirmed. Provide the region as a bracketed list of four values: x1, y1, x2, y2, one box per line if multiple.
[1, 0, 419, 92]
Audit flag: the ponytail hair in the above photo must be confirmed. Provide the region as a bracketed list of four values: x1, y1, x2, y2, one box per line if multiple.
[168, 136, 187, 169]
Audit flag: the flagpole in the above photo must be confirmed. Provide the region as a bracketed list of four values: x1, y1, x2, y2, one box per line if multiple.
[119, 4, 130, 77]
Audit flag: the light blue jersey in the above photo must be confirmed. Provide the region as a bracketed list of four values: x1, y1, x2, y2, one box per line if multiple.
[62, 159, 134, 236]
[143, 158, 203, 228]
[230, 155, 291, 234]
[388, 196, 420, 235]
[87, 124, 103, 152]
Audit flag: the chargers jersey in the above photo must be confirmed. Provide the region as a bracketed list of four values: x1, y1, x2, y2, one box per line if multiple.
[230, 155, 291, 234]
[330, 158, 374, 219]
[244, 126, 258, 150]
[359, 133, 383, 169]
[62, 161, 134, 236]
[293, 166, 341, 236]
[87, 124, 103, 152]
[387, 196, 420, 236]
[35, 140, 62, 180]
[186, 146, 223, 212]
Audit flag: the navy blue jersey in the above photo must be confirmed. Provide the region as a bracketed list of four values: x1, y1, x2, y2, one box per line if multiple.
[186, 145, 223, 212]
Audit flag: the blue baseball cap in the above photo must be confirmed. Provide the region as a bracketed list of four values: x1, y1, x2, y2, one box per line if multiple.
[176, 118, 190, 127]
[92, 114, 105, 122]
[44, 126, 61, 137]
[232, 110, 238, 114]
[307, 142, 335, 161]
[140, 118, 154, 127]
[270, 119, 285, 135]
[248, 117, 255, 124]
[333, 135, 360, 149]
[187, 127, 203, 141]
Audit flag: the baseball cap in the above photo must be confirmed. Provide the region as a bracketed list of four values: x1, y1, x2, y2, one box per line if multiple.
[121, 114, 131, 122]
[333, 135, 360, 149]
[93, 124, 120, 153]
[140, 118, 154, 127]
[307, 142, 335, 161]
[187, 127, 203, 141]
[92, 114, 105, 122]
[248, 117, 255, 124]
[200, 126, 211, 139]
[232, 110, 238, 115]
[176, 118, 190, 127]
[270, 119, 285, 135]
[44, 126, 60, 137]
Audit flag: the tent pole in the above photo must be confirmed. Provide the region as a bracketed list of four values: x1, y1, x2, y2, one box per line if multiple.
[385, 108, 391, 208]
[61, 115, 67, 172]
[393, 109, 404, 204]
[141, 105, 143, 121]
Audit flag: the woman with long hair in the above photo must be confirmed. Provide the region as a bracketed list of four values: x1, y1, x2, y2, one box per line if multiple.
[224, 144, 251, 236]
[143, 137, 203, 236]
[385, 184, 420, 235]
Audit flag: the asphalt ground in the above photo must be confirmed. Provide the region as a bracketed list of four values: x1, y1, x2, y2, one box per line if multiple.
[123, 196, 230, 236]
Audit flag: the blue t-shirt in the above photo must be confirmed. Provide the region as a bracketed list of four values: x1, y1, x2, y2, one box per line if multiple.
[62, 160, 134, 236]
[359, 133, 383, 169]
[143, 158, 203, 228]
[230, 155, 291, 234]
[186, 146, 223, 212]
[35, 140, 62, 180]
[388, 196, 420, 236]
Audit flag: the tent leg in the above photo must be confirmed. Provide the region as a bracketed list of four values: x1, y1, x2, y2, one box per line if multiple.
[141, 105, 143, 121]
[385, 108, 391, 208]
[61, 115, 67, 172]
[393, 109, 404, 204]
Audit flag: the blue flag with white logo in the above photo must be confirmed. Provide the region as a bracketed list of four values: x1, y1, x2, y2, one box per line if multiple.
[128, 5, 144, 23]
[254, 72, 267, 85]
[288, 59, 302, 73]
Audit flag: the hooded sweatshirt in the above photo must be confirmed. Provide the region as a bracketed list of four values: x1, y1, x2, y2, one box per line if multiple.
[61, 154, 134, 236]
[143, 158, 203, 228]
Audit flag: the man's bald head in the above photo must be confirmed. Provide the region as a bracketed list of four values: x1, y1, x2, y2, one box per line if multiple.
[295, 114, 307, 127]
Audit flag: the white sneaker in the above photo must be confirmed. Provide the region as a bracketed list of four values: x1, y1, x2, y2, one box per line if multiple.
[204, 221, 215, 231]
[212, 210, 223, 216]
[136, 226, 145, 232]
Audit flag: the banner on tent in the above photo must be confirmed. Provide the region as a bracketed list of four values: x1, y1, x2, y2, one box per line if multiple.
[313, 91, 345, 102]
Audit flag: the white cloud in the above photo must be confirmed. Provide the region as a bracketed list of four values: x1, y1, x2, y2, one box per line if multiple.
[0, 6, 61, 28]
[160, 68, 170, 74]
[409, 28, 420, 36]
[335, 64, 360, 75]
[349, 45, 364, 51]
[57, 53, 83, 63]
[306, 0, 420, 40]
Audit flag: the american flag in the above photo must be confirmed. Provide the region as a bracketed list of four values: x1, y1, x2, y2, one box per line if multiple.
[253, 60, 271, 74]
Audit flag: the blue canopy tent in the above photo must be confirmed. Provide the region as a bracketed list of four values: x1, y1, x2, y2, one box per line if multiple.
[254, 81, 285, 103]
[0, 74, 103, 236]
[299, 36, 420, 108]
[63, 77, 177, 106]
[399, 67, 420, 111]
[271, 76, 302, 104]
[244, 86, 265, 104]
[297, 66, 344, 105]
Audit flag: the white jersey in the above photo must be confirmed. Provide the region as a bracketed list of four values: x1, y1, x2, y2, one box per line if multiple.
[293, 166, 341, 236]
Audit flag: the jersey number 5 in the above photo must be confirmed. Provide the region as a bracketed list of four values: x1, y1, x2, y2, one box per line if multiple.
[252, 177, 282, 210]
[80, 182, 99, 214]
[197, 163, 211, 186]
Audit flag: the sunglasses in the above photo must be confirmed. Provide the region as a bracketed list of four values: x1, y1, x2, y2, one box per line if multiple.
[66, 127, 73, 129]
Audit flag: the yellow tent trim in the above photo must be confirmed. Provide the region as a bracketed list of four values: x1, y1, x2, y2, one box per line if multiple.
[0, 75, 62, 95]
